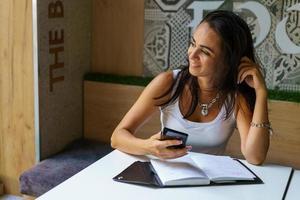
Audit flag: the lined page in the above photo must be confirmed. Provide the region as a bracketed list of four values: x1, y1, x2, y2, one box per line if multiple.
[190, 153, 255, 181]
[150, 155, 209, 185]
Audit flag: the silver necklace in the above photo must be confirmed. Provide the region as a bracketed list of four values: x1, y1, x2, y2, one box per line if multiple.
[199, 93, 220, 116]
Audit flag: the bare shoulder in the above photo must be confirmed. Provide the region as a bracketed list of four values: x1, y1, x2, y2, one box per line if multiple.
[150, 71, 174, 87]
[145, 71, 174, 95]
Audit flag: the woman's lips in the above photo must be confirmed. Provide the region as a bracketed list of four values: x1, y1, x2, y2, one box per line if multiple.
[189, 62, 200, 68]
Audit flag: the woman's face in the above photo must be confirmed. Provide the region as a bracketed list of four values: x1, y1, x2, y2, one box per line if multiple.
[188, 22, 224, 81]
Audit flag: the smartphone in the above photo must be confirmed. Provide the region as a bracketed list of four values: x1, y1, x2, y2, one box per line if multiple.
[160, 127, 188, 149]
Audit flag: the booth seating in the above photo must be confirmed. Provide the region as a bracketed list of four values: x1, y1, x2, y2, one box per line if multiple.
[19, 78, 300, 199]
[19, 139, 112, 197]
[83, 80, 300, 169]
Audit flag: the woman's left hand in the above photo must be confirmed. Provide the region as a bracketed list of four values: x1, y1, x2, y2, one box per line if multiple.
[237, 57, 267, 95]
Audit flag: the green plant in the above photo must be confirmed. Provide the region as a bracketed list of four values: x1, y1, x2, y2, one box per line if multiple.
[84, 73, 300, 103]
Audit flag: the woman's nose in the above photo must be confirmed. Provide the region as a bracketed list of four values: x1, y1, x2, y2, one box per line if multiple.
[189, 48, 200, 60]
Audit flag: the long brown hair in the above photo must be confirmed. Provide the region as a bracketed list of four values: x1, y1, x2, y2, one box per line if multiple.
[155, 10, 256, 119]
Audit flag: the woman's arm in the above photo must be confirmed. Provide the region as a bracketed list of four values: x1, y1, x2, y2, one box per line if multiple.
[111, 71, 190, 159]
[236, 57, 270, 165]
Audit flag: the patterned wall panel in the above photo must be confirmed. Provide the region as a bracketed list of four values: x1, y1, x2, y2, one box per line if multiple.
[144, 0, 300, 91]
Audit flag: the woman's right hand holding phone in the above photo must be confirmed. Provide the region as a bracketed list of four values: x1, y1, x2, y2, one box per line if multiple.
[145, 132, 192, 159]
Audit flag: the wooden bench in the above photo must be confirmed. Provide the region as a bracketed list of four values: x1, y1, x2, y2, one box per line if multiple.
[84, 80, 300, 169]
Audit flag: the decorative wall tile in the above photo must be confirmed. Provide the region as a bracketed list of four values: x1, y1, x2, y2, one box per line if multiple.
[144, 0, 300, 91]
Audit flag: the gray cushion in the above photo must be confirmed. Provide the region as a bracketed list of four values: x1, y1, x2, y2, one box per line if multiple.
[19, 139, 113, 197]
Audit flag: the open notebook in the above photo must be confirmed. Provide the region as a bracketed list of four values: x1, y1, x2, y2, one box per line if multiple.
[113, 152, 262, 187]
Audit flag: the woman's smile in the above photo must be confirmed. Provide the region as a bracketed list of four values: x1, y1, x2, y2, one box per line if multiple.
[189, 60, 201, 68]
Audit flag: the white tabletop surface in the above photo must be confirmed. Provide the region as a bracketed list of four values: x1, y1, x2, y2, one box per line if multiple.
[37, 150, 292, 200]
[285, 170, 300, 200]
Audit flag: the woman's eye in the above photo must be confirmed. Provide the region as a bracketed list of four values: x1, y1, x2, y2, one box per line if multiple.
[201, 49, 210, 56]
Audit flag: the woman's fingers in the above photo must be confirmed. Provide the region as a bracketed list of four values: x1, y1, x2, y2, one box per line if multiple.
[149, 132, 192, 159]
[238, 62, 254, 70]
[161, 139, 183, 148]
[237, 66, 254, 84]
[157, 147, 189, 159]
[237, 58, 263, 85]
[157, 141, 192, 159]
[151, 132, 162, 140]
[239, 57, 259, 70]
[186, 145, 193, 151]
[240, 56, 253, 63]
[151, 132, 183, 147]
[240, 71, 254, 86]
[238, 64, 266, 90]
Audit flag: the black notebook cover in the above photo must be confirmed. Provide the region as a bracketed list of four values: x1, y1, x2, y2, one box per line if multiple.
[113, 160, 263, 188]
[113, 161, 162, 187]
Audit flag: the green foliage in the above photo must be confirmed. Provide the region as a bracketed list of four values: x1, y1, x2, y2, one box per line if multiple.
[84, 73, 300, 103]
[84, 73, 152, 86]
[268, 89, 300, 103]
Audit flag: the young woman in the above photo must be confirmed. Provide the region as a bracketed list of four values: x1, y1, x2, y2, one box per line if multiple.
[111, 10, 270, 165]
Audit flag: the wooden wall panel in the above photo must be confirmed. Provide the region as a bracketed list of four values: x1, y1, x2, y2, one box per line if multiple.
[226, 101, 300, 169]
[91, 0, 144, 76]
[84, 81, 300, 169]
[84, 81, 160, 143]
[0, 0, 36, 195]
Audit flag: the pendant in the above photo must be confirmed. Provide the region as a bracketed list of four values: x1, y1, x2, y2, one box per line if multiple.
[201, 105, 208, 116]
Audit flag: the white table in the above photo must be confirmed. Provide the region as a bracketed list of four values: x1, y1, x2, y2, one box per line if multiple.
[285, 170, 300, 200]
[37, 150, 293, 200]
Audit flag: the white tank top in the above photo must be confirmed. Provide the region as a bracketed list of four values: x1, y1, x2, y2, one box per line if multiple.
[160, 70, 236, 155]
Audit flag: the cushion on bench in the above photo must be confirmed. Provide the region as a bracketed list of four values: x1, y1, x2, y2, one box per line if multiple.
[19, 139, 113, 197]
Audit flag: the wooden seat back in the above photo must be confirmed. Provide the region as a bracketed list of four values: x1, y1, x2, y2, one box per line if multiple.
[84, 81, 300, 169]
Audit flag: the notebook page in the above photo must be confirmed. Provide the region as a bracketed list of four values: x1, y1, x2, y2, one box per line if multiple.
[150, 155, 208, 185]
[190, 153, 255, 181]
